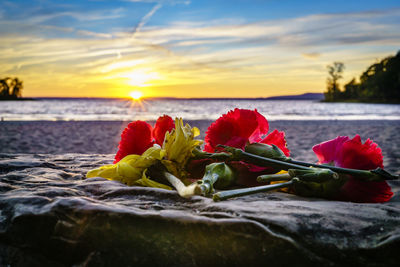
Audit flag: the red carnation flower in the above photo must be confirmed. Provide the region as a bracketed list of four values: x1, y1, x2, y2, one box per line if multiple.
[114, 115, 175, 163]
[204, 108, 289, 156]
[153, 115, 175, 146]
[312, 135, 393, 203]
[203, 109, 290, 186]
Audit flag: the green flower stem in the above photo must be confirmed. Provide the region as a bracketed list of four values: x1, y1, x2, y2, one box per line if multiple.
[219, 145, 398, 181]
[257, 173, 292, 183]
[212, 180, 295, 201]
[287, 159, 399, 181]
[192, 148, 231, 161]
[218, 145, 311, 171]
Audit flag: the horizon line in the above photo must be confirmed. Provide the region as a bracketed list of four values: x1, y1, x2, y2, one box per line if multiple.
[22, 93, 324, 101]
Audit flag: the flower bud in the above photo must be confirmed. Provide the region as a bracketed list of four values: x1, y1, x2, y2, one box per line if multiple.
[197, 162, 236, 196]
[245, 143, 288, 161]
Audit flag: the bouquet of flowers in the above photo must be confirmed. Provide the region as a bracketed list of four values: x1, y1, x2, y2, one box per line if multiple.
[86, 109, 397, 203]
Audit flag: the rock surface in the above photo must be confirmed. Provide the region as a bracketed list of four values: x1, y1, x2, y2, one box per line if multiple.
[0, 154, 399, 267]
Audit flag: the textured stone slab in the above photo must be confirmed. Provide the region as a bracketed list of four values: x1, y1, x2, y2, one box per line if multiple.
[0, 154, 399, 266]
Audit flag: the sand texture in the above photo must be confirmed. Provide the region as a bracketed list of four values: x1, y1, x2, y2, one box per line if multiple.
[1, 120, 399, 174]
[0, 153, 399, 266]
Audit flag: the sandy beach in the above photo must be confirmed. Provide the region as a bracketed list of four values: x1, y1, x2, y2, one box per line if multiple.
[1, 120, 399, 174]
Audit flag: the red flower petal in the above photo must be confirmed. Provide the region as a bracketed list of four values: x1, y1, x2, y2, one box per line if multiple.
[312, 136, 350, 165]
[204, 109, 269, 152]
[255, 110, 269, 132]
[312, 135, 391, 203]
[228, 109, 257, 139]
[153, 115, 175, 146]
[336, 135, 383, 169]
[224, 136, 248, 150]
[338, 178, 393, 203]
[114, 121, 154, 163]
[204, 115, 241, 152]
[231, 109, 269, 142]
[260, 129, 290, 156]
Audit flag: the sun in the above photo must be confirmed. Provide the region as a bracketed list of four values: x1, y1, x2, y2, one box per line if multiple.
[130, 91, 143, 100]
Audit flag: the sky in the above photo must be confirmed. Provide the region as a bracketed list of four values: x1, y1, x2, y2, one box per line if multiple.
[1, 0, 399, 98]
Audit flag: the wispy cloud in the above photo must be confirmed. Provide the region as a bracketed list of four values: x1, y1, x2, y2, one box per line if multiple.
[1, 7, 125, 24]
[302, 53, 321, 60]
[77, 30, 113, 39]
[132, 3, 163, 37]
[137, 8, 400, 48]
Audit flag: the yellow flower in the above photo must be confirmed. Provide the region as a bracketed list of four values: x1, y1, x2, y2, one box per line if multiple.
[86, 118, 202, 191]
[86, 145, 165, 186]
[162, 118, 203, 179]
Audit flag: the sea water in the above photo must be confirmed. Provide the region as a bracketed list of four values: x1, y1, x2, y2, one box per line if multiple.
[0, 98, 399, 121]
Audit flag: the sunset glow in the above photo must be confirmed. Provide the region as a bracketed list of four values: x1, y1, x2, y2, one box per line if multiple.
[1, 0, 399, 98]
[124, 70, 160, 87]
[130, 91, 143, 100]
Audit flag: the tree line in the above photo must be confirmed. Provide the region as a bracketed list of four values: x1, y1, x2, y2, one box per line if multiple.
[324, 51, 400, 103]
[0, 77, 23, 100]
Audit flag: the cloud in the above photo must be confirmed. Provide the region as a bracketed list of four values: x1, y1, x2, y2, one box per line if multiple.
[132, 3, 163, 37]
[302, 53, 321, 60]
[9, 8, 125, 25]
[77, 30, 113, 39]
[130, 8, 400, 51]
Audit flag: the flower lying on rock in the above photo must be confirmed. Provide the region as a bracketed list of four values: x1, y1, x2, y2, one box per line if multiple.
[201, 108, 290, 185]
[87, 117, 202, 195]
[86, 109, 397, 203]
[215, 135, 396, 203]
[204, 108, 290, 156]
[312, 135, 393, 203]
[114, 115, 175, 163]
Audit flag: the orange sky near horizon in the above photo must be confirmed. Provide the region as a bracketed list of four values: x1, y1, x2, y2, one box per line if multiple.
[21, 74, 327, 99]
[13, 48, 393, 99]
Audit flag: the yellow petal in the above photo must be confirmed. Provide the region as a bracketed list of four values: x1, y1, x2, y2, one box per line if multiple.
[85, 144, 166, 186]
[270, 170, 290, 192]
[133, 169, 173, 190]
[192, 127, 200, 137]
[86, 164, 117, 179]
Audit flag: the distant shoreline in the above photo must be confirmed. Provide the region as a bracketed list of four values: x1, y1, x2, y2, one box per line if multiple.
[0, 97, 36, 101]
[16, 97, 322, 101]
[321, 99, 400, 104]
[6, 96, 398, 104]
[11, 93, 325, 101]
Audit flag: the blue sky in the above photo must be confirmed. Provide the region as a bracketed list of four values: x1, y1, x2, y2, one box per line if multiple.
[1, 0, 399, 97]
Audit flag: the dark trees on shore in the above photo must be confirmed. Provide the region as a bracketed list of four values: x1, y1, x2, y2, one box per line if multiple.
[325, 62, 345, 102]
[324, 51, 400, 103]
[0, 77, 23, 99]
